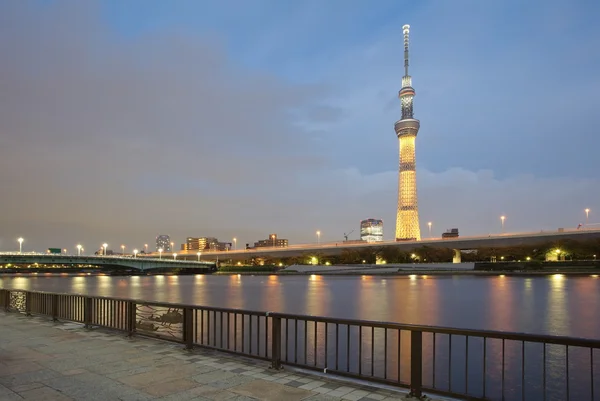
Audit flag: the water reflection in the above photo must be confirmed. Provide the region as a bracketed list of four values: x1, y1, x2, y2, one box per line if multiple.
[305, 275, 329, 317]
[488, 276, 515, 332]
[261, 275, 285, 312]
[546, 274, 568, 336]
[0, 274, 599, 338]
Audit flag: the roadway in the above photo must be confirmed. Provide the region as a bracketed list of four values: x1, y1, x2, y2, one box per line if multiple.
[162, 228, 600, 262]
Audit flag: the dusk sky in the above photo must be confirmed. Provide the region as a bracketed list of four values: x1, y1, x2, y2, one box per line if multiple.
[1, 0, 599, 253]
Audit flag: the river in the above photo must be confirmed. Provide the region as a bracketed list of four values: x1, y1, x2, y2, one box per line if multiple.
[1, 273, 599, 337]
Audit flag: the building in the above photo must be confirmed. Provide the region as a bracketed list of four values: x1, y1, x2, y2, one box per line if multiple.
[442, 228, 459, 239]
[253, 234, 288, 249]
[360, 219, 384, 242]
[156, 235, 171, 252]
[182, 237, 230, 251]
[394, 24, 421, 241]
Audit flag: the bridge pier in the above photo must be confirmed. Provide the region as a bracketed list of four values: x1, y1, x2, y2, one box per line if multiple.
[452, 249, 462, 264]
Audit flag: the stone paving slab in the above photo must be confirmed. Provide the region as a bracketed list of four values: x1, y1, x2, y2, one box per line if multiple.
[0, 311, 452, 401]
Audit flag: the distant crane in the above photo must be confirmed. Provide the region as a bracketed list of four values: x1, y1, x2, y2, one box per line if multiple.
[343, 230, 355, 242]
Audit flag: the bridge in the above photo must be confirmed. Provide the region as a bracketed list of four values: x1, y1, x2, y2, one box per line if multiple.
[0, 254, 216, 272]
[167, 228, 600, 263]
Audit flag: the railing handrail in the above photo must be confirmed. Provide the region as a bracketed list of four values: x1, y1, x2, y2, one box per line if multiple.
[4, 288, 600, 349]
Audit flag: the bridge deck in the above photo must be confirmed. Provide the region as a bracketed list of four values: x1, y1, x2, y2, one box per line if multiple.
[0, 312, 447, 401]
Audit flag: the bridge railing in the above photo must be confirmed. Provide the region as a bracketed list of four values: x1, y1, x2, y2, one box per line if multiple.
[1, 288, 599, 401]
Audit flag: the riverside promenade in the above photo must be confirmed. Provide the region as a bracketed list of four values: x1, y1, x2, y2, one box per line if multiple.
[0, 312, 447, 401]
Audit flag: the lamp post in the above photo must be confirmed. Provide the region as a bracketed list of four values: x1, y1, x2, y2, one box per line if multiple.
[173, 253, 177, 260]
[316, 230, 321, 245]
[585, 208, 590, 226]
[271, 234, 276, 248]
[103, 243, 108, 256]
[77, 244, 82, 256]
[144, 244, 148, 253]
[500, 216, 506, 233]
[17, 237, 24, 254]
[428, 222, 432, 238]
[170, 242, 174, 252]
[133, 249, 138, 258]
[197, 252, 201, 262]
[121, 245, 125, 255]
[158, 248, 163, 259]
[233, 237, 237, 250]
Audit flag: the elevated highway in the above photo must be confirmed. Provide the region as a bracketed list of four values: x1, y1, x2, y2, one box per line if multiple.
[168, 228, 600, 263]
[0, 254, 215, 272]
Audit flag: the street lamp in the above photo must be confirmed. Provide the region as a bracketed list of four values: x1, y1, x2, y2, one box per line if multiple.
[428, 222, 432, 238]
[144, 244, 148, 253]
[173, 253, 177, 260]
[170, 242, 174, 252]
[103, 243, 108, 256]
[197, 252, 201, 262]
[233, 237, 237, 250]
[77, 244, 82, 256]
[158, 248, 163, 259]
[500, 216, 506, 233]
[316, 230, 321, 245]
[121, 245, 125, 255]
[17, 237, 24, 254]
[133, 249, 138, 258]
[585, 208, 590, 226]
[271, 234, 276, 248]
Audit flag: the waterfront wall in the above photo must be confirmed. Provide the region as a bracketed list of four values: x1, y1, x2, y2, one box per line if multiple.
[282, 263, 474, 274]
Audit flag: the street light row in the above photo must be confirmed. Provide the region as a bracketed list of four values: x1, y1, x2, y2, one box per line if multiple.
[12, 208, 593, 254]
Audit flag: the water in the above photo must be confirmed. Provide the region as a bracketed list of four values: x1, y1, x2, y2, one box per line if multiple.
[1, 273, 598, 337]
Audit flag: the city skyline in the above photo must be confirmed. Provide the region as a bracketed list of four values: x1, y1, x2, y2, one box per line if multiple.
[1, 1, 599, 251]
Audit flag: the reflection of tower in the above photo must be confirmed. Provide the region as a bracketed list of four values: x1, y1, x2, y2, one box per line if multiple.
[394, 24, 421, 241]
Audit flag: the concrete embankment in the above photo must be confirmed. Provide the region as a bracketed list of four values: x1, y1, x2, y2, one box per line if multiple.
[280, 263, 475, 275]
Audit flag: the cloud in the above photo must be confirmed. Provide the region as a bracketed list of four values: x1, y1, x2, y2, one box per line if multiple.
[0, 1, 598, 252]
[0, 2, 331, 250]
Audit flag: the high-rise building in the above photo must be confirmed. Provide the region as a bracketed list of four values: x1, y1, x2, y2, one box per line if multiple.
[183, 237, 230, 251]
[156, 235, 171, 252]
[394, 24, 421, 241]
[253, 234, 288, 249]
[360, 219, 384, 242]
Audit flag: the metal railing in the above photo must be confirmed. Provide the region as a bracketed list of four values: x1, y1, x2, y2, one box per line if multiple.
[1, 288, 598, 400]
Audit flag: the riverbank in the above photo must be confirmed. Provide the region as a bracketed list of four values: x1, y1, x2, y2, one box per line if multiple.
[213, 269, 600, 277]
[2, 268, 599, 277]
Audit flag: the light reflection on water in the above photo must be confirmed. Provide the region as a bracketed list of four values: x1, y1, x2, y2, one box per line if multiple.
[0, 274, 599, 337]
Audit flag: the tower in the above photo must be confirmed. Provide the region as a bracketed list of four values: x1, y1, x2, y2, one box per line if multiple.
[394, 25, 421, 241]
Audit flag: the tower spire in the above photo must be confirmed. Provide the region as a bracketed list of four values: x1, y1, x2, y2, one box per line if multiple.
[403, 24, 410, 77]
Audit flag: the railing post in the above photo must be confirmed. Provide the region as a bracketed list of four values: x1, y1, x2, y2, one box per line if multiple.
[25, 291, 32, 316]
[126, 301, 136, 337]
[183, 307, 194, 350]
[84, 297, 92, 328]
[51, 294, 59, 322]
[408, 330, 423, 399]
[270, 314, 282, 370]
[1, 289, 8, 311]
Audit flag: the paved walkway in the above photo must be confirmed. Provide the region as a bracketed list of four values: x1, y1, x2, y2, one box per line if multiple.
[0, 312, 447, 401]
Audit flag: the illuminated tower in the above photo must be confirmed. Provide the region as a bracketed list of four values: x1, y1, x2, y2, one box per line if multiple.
[394, 24, 421, 241]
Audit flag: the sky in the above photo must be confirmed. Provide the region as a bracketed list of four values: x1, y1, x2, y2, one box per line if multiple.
[1, 0, 599, 253]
